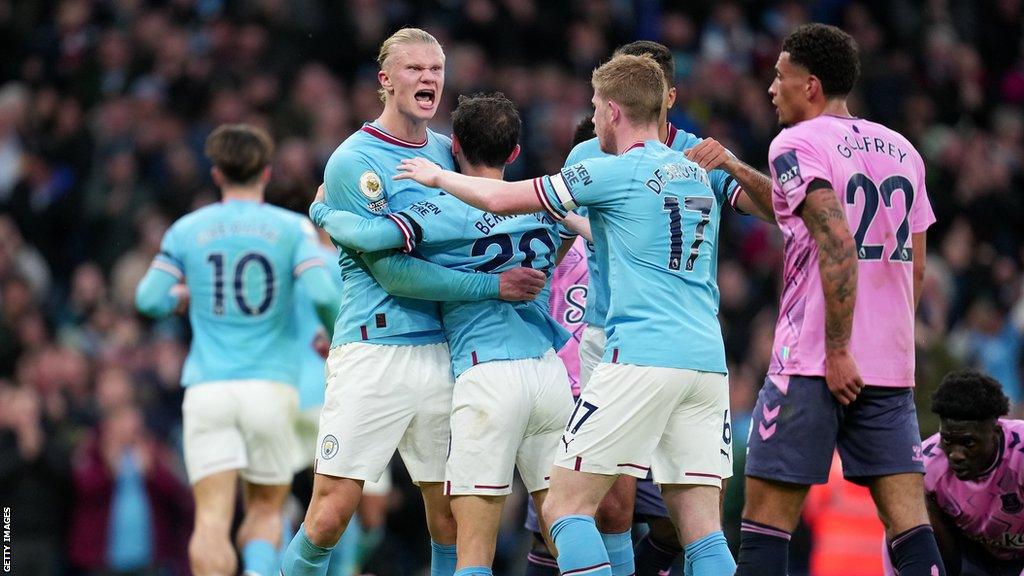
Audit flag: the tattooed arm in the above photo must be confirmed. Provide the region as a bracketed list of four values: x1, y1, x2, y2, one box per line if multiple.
[799, 181, 864, 405]
[684, 138, 776, 223]
[723, 157, 775, 223]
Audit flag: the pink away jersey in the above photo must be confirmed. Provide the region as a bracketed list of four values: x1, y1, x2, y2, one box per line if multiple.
[924, 419, 1024, 561]
[548, 236, 588, 396]
[767, 115, 936, 387]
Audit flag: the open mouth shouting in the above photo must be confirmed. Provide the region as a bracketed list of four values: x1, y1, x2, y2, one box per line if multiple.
[414, 88, 436, 110]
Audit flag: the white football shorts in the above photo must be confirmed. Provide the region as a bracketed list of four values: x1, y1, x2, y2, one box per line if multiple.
[553, 363, 731, 487]
[315, 342, 452, 485]
[445, 349, 574, 496]
[182, 379, 300, 485]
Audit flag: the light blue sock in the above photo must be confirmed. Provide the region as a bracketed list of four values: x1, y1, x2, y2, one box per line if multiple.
[280, 524, 334, 576]
[327, 518, 361, 576]
[550, 515, 612, 576]
[454, 566, 493, 576]
[683, 531, 735, 576]
[430, 540, 458, 576]
[600, 530, 635, 576]
[242, 539, 279, 576]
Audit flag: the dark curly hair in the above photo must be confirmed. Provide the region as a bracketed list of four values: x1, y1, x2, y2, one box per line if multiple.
[782, 23, 860, 98]
[932, 369, 1010, 421]
[615, 40, 675, 86]
[451, 92, 520, 168]
[572, 117, 595, 146]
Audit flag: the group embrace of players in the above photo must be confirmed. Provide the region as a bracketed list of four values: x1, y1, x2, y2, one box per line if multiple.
[135, 20, 1024, 576]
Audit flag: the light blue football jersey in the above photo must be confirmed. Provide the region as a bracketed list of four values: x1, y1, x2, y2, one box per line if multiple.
[566, 124, 739, 328]
[537, 140, 727, 373]
[153, 200, 326, 386]
[322, 122, 456, 346]
[295, 243, 343, 411]
[391, 193, 570, 376]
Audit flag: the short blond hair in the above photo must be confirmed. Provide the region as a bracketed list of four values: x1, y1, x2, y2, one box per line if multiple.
[377, 27, 443, 103]
[591, 53, 665, 125]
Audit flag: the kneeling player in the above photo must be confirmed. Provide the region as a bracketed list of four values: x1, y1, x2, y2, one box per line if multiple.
[883, 370, 1024, 576]
[311, 93, 577, 576]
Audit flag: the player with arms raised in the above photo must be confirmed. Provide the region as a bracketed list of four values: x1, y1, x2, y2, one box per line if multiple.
[736, 24, 942, 576]
[884, 370, 1024, 576]
[395, 53, 736, 576]
[280, 29, 545, 576]
[135, 124, 341, 576]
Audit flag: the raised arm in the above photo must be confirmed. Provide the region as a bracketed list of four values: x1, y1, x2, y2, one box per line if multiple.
[360, 249, 545, 302]
[394, 158, 541, 216]
[799, 183, 863, 405]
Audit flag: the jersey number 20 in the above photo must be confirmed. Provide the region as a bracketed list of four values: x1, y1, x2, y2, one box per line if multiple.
[206, 252, 275, 316]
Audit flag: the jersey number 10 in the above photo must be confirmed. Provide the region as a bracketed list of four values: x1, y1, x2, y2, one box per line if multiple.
[206, 252, 275, 316]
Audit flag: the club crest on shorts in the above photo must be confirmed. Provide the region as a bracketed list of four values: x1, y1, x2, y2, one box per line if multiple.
[320, 434, 339, 460]
[1001, 492, 1023, 514]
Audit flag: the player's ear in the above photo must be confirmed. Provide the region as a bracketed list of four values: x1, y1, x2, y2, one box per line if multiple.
[451, 134, 462, 156]
[259, 165, 272, 184]
[608, 100, 620, 124]
[505, 144, 521, 165]
[806, 74, 821, 102]
[210, 166, 223, 188]
[666, 87, 677, 109]
[378, 69, 392, 96]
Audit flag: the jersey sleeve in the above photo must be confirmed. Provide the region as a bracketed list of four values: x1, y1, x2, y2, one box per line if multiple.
[909, 150, 936, 233]
[309, 202, 406, 253]
[151, 222, 186, 281]
[392, 193, 473, 252]
[362, 250, 499, 301]
[323, 149, 392, 217]
[533, 158, 611, 221]
[292, 218, 328, 278]
[707, 167, 741, 210]
[769, 129, 832, 211]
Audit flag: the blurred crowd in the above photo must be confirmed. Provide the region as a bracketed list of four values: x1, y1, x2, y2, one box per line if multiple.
[1, 0, 1022, 575]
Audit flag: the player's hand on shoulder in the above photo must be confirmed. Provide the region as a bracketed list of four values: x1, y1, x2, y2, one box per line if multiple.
[313, 183, 326, 206]
[684, 138, 733, 171]
[825, 348, 864, 405]
[498, 267, 546, 302]
[394, 157, 442, 187]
